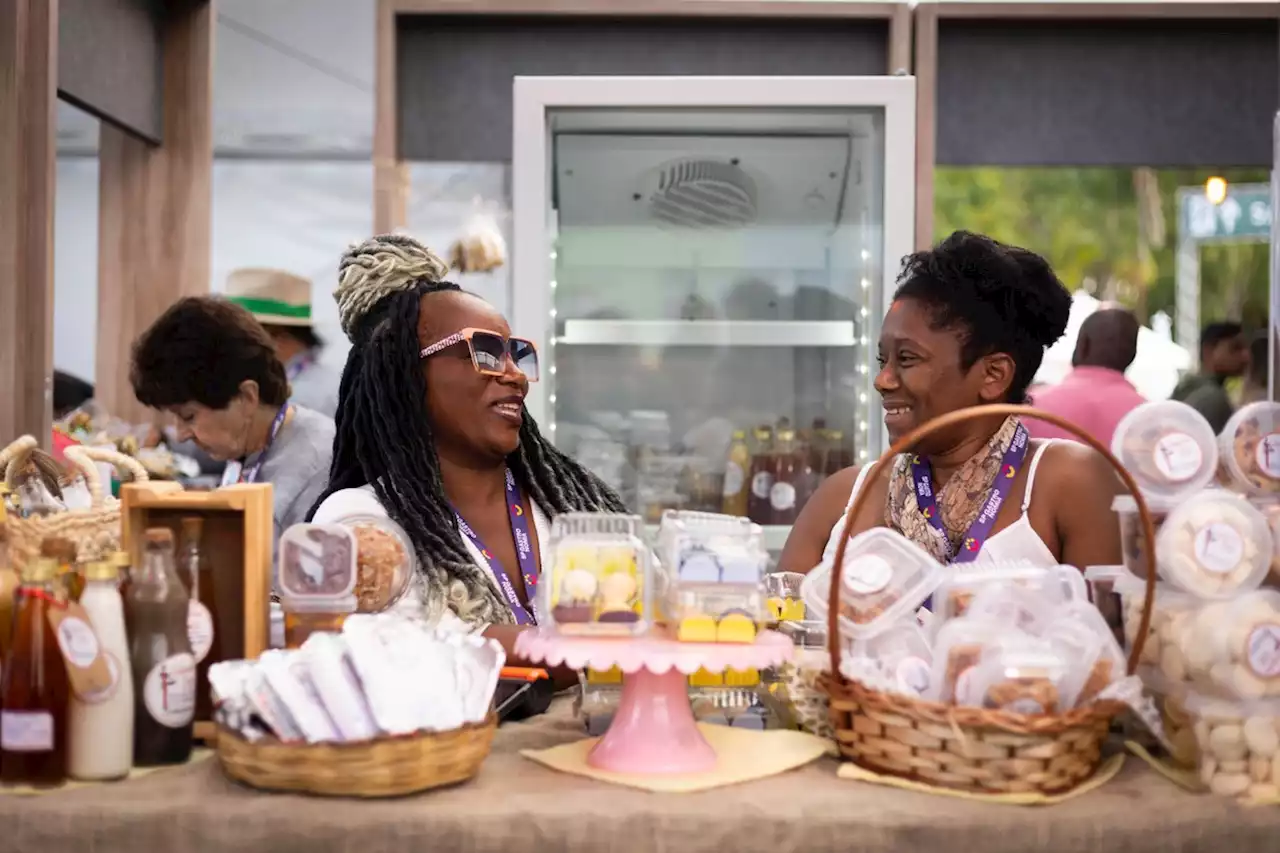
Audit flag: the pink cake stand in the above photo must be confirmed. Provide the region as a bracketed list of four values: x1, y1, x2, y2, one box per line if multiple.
[515, 629, 793, 775]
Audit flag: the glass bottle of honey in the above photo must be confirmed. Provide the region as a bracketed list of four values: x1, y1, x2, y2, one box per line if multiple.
[0, 502, 18, 656]
[770, 429, 800, 525]
[0, 557, 70, 787]
[176, 518, 221, 722]
[721, 430, 751, 517]
[746, 426, 775, 525]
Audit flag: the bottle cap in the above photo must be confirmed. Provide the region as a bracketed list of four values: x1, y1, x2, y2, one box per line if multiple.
[181, 516, 204, 537]
[83, 561, 118, 582]
[145, 527, 174, 548]
[109, 551, 131, 568]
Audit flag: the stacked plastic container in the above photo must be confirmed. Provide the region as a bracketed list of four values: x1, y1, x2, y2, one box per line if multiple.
[1109, 400, 1280, 800]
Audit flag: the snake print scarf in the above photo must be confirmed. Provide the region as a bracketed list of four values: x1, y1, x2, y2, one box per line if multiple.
[884, 416, 1021, 563]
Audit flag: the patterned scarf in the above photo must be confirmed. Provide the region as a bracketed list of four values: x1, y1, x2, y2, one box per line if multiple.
[884, 416, 1021, 564]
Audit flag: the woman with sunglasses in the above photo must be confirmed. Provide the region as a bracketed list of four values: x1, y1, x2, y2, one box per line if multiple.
[309, 235, 625, 682]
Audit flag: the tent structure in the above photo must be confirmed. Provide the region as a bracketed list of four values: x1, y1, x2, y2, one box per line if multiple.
[1033, 291, 1192, 401]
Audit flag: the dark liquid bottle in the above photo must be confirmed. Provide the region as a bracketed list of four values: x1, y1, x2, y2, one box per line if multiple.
[177, 518, 222, 722]
[127, 528, 195, 767]
[770, 429, 800, 525]
[746, 426, 775, 525]
[0, 557, 70, 787]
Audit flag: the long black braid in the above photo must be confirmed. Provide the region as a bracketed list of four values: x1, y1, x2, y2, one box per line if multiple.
[309, 280, 626, 626]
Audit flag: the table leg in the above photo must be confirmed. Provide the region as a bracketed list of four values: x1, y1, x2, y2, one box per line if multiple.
[587, 666, 716, 775]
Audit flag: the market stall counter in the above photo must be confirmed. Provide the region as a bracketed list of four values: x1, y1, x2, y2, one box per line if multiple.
[0, 698, 1272, 853]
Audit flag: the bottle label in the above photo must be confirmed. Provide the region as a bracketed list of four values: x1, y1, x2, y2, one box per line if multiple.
[769, 482, 797, 512]
[722, 462, 745, 498]
[895, 656, 932, 696]
[143, 653, 197, 728]
[1, 711, 54, 752]
[1152, 432, 1202, 483]
[1247, 624, 1280, 678]
[188, 601, 215, 664]
[751, 471, 773, 499]
[78, 652, 122, 705]
[46, 602, 113, 699]
[56, 615, 101, 668]
[842, 554, 893, 596]
[1193, 522, 1244, 575]
[1256, 434, 1280, 479]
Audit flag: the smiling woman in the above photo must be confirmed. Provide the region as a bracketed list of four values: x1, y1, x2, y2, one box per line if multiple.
[308, 235, 625, 684]
[777, 231, 1124, 578]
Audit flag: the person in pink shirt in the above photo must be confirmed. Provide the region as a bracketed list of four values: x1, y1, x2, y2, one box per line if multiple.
[1027, 308, 1144, 447]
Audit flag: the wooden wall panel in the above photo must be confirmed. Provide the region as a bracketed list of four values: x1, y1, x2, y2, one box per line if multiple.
[0, 0, 58, 447]
[96, 0, 213, 423]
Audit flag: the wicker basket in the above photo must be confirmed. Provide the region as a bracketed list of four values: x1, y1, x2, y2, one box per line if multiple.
[1, 437, 149, 569]
[217, 715, 498, 798]
[822, 404, 1158, 796]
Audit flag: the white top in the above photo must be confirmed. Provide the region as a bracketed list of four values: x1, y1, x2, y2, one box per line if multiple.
[822, 442, 1059, 569]
[312, 484, 553, 635]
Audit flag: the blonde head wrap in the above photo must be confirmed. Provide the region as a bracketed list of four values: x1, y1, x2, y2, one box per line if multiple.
[334, 234, 450, 342]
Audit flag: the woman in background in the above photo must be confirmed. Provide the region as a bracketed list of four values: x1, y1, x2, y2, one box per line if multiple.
[309, 235, 624, 683]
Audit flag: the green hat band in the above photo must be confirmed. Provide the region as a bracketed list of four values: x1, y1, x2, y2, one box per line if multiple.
[229, 296, 311, 321]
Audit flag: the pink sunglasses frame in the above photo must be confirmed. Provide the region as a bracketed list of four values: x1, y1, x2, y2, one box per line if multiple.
[419, 326, 540, 381]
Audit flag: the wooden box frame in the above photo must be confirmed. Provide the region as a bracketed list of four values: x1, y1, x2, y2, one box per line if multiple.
[121, 481, 273, 740]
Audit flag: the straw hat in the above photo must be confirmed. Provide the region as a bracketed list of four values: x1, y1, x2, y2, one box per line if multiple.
[225, 268, 313, 327]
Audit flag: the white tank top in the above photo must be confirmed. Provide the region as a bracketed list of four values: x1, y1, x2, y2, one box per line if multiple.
[820, 442, 1060, 568]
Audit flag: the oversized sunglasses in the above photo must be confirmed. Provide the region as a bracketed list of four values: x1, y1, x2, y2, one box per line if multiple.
[419, 327, 540, 381]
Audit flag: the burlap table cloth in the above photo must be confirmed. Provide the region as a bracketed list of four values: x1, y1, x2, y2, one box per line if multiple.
[0, 699, 1271, 853]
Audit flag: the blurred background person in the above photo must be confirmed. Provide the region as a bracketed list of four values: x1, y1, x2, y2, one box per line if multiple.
[226, 268, 340, 418]
[1240, 332, 1270, 406]
[1027, 308, 1143, 447]
[1171, 321, 1248, 433]
[52, 370, 95, 420]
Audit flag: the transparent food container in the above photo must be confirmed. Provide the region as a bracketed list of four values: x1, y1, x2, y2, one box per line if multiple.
[764, 571, 806, 623]
[1115, 568, 1199, 681]
[1154, 490, 1272, 599]
[1184, 689, 1280, 799]
[278, 524, 357, 600]
[281, 595, 357, 650]
[961, 641, 1080, 714]
[1219, 401, 1280, 497]
[1112, 494, 1176, 582]
[846, 619, 934, 697]
[1043, 604, 1124, 705]
[1179, 588, 1280, 700]
[542, 512, 652, 637]
[1111, 400, 1218, 501]
[928, 616, 1009, 704]
[328, 514, 415, 613]
[1084, 564, 1128, 650]
[934, 563, 1085, 625]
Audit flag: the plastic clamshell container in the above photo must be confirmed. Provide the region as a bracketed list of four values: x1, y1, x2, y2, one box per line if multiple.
[1042, 606, 1122, 705]
[1179, 589, 1280, 701]
[1112, 494, 1178, 581]
[1251, 498, 1280, 581]
[280, 594, 357, 650]
[1155, 490, 1272, 599]
[278, 523, 358, 600]
[928, 616, 1009, 703]
[1111, 400, 1219, 501]
[962, 640, 1080, 714]
[1219, 401, 1280, 497]
[328, 513, 415, 613]
[848, 619, 934, 697]
[933, 562, 1084, 624]
[828, 527, 943, 640]
[1135, 665, 1198, 768]
[963, 584, 1059, 635]
[764, 571, 806, 622]
[776, 619, 828, 651]
[1114, 567, 1200, 679]
[1084, 564, 1129, 649]
[542, 512, 652, 637]
[1183, 688, 1280, 799]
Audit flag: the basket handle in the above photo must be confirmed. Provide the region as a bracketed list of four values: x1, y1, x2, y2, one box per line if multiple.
[63, 445, 150, 507]
[827, 404, 1157, 680]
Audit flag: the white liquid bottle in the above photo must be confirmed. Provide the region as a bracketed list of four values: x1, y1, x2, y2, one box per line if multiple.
[68, 560, 135, 780]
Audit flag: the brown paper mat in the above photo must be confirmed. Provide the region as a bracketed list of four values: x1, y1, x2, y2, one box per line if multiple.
[1123, 741, 1202, 793]
[836, 753, 1125, 805]
[521, 723, 829, 792]
[0, 749, 213, 796]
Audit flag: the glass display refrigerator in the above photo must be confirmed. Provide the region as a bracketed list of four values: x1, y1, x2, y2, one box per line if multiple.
[512, 76, 916, 550]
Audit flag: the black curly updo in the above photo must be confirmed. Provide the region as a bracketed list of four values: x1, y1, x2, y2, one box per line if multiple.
[893, 231, 1071, 404]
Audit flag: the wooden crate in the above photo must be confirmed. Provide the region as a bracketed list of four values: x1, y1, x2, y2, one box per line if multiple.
[121, 482, 273, 742]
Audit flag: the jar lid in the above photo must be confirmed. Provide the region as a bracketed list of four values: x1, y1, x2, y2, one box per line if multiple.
[1111, 401, 1218, 501]
[1219, 401, 1280, 497]
[278, 523, 357, 599]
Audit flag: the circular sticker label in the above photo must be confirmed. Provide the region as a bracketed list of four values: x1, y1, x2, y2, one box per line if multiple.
[1246, 623, 1280, 678]
[841, 554, 893, 596]
[1005, 697, 1045, 715]
[896, 656, 932, 696]
[750, 471, 773, 499]
[188, 601, 215, 663]
[769, 482, 797, 512]
[78, 652, 122, 705]
[56, 616, 101, 668]
[722, 462, 745, 498]
[1255, 434, 1280, 479]
[143, 653, 196, 729]
[1193, 522, 1245, 575]
[1152, 432, 1203, 483]
[953, 666, 977, 704]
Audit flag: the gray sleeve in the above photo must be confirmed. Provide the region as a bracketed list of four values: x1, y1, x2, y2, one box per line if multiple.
[1181, 384, 1235, 434]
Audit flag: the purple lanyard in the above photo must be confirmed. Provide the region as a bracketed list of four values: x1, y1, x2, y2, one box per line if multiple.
[286, 351, 317, 382]
[226, 404, 289, 486]
[452, 469, 540, 625]
[909, 422, 1030, 564]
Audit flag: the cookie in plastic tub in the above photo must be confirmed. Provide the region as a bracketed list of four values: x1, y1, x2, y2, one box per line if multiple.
[1114, 568, 1198, 676]
[845, 619, 933, 697]
[928, 615, 1007, 703]
[334, 515, 415, 613]
[1112, 495, 1177, 580]
[1220, 401, 1280, 496]
[934, 562, 1085, 625]
[825, 527, 943, 639]
[1155, 490, 1272, 599]
[1180, 589, 1280, 700]
[960, 640, 1080, 715]
[1111, 400, 1218, 501]
[542, 512, 651, 637]
[1185, 689, 1280, 800]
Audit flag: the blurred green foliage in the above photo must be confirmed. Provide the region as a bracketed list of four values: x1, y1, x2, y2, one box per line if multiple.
[934, 167, 1271, 328]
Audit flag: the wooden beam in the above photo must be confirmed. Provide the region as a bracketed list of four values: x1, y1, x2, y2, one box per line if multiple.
[0, 0, 57, 447]
[914, 2, 937, 250]
[387, 0, 901, 17]
[96, 0, 213, 423]
[374, 0, 405, 235]
[931, 2, 1279, 20]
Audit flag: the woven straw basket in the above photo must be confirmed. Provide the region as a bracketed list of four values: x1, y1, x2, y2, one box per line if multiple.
[821, 404, 1158, 796]
[217, 714, 498, 798]
[1, 436, 149, 569]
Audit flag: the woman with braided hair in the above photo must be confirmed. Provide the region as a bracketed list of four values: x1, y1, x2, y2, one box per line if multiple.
[310, 235, 625, 680]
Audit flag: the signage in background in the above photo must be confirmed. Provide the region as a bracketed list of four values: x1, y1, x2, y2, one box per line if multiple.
[1181, 184, 1272, 242]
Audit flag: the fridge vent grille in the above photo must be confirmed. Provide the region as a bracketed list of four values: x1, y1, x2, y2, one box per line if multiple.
[647, 159, 758, 229]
